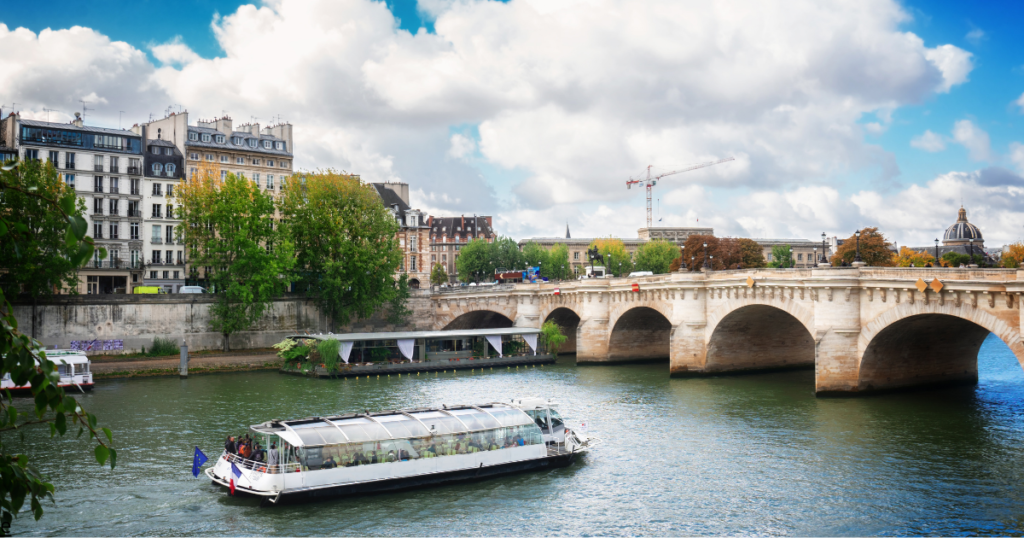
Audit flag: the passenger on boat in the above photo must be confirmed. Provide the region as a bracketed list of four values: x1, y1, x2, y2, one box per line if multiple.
[251, 443, 266, 463]
[225, 436, 237, 454]
[239, 441, 252, 459]
[267, 443, 279, 469]
[321, 455, 338, 469]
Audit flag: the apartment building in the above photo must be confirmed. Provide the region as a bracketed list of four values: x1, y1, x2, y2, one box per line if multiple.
[372, 182, 430, 288]
[1, 112, 145, 293]
[141, 134, 186, 291]
[430, 215, 495, 283]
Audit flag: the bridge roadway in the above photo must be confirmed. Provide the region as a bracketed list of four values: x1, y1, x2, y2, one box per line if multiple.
[431, 267, 1024, 395]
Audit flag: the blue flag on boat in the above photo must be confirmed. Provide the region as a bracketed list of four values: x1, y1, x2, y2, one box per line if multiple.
[192, 446, 208, 478]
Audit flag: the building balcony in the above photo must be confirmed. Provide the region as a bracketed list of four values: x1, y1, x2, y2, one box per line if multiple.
[110, 186, 119, 194]
[151, 237, 163, 245]
[93, 187, 104, 193]
[86, 258, 135, 270]
[92, 210, 104, 216]
[130, 188, 140, 195]
[94, 164, 104, 172]
[127, 209, 140, 217]
[127, 166, 141, 175]
[147, 260, 186, 267]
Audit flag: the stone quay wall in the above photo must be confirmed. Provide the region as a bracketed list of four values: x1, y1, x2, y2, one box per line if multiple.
[12, 290, 434, 354]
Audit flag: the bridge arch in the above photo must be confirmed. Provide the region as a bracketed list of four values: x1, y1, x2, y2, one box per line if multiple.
[543, 307, 581, 355]
[705, 303, 816, 373]
[441, 310, 514, 330]
[857, 303, 1024, 392]
[607, 306, 672, 363]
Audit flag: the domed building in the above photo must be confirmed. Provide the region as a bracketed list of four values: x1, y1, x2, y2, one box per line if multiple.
[942, 206, 984, 248]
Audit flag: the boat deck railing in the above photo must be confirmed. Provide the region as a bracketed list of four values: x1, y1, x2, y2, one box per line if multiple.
[221, 450, 301, 475]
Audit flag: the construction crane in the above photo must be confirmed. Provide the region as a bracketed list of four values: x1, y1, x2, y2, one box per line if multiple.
[626, 157, 735, 227]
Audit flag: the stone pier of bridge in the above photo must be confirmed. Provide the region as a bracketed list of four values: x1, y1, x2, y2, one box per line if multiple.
[431, 268, 1024, 395]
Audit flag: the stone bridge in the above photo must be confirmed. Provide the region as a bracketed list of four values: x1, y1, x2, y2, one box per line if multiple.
[431, 268, 1024, 395]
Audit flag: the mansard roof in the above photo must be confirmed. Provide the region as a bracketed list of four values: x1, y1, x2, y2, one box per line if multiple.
[185, 126, 292, 157]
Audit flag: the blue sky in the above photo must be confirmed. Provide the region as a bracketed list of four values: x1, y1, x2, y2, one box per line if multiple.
[1, 0, 1022, 245]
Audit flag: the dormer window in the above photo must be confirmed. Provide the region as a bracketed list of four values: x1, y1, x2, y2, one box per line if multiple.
[232, 137, 243, 145]
[152, 163, 163, 173]
[188, 132, 198, 141]
[275, 142, 284, 150]
[248, 139, 257, 148]
[201, 133, 211, 142]
[164, 148, 172, 156]
[151, 146, 160, 154]
[263, 140, 272, 149]
[215, 134, 226, 143]
[166, 163, 176, 174]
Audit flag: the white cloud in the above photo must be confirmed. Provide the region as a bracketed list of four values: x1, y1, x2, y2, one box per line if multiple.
[923, 44, 973, 93]
[1010, 142, 1024, 174]
[965, 28, 985, 46]
[447, 133, 476, 160]
[151, 36, 202, 66]
[0, 1, 980, 239]
[952, 119, 993, 161]
[1015, 92, 1024, 113]
[911, 130, 946, 152]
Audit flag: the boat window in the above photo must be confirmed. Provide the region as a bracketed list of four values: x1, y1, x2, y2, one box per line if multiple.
[411, 411, 467, 435]
[549, 410, 564, 428]
[287, 422, 328, 446]
[486, 408, 536, 427]
[375, 414, 429, 438]
[448, 408, 500, 430]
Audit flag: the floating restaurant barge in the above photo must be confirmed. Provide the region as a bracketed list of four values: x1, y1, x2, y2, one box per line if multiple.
[206, 398, 593, 504]
[279, 328, 556, 379]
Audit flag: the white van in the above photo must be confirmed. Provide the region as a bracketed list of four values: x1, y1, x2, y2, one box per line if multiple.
[628, 271, 654, 277]
[179, 286, 207, 294]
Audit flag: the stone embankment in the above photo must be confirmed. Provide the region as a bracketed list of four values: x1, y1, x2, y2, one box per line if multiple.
[91, 351, 281, 378]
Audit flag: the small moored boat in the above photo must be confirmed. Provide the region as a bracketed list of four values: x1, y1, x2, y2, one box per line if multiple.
[0, 349, 94, 394]
[206, 398, 594, 504]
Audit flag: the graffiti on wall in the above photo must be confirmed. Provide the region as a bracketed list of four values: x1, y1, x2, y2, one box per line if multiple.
[70, 340, 124, 352]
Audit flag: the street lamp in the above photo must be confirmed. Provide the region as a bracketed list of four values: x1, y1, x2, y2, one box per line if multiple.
[854, 230, 862, 264]
[969, 238, 975, 265]
[703, 242, 709, 269]
[709, 255, 714, 270]
[934, 238, 939, 266]
[680, 245, 685, 272]
[788, 247, 793, 269]
[813, 247, 818, 268]
[821, 232, 828, 264]
[561, 265, 564, 281]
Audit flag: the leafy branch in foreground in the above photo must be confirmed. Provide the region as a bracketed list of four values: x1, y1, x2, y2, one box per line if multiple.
[0, 160, 115, 531]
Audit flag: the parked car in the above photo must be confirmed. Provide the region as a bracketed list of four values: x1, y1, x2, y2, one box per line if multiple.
[133, 286, 161, 294]
[179, 286, 207, 294]
[628, 271, 654, 277]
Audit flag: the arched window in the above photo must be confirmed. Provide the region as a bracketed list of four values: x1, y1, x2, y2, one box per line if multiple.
[152, 163, 163, 173]
[165, 163, 176, 174]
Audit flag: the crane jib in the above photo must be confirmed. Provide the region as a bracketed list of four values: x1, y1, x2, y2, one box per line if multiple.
[628, 157, 735, 227]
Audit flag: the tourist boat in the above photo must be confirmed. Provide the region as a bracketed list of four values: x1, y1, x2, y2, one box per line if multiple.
[0, 349, 94, 394]
[205, 398, 594, 504]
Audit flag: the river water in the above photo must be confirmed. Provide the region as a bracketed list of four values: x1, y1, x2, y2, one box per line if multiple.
[11, 334, 1024, 536]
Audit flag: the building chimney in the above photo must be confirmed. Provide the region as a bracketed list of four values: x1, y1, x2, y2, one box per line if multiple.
[215, 116, 233, 137]
[73, 112, 84, 128]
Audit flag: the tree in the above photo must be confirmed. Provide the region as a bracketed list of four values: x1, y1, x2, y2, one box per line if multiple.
[0, 160, 115, 528]
[279, 170, 404, 331]
[830, 228, 894, 267]
[546, 243, 571, 280]
[767, 244, 794, 268]
[1001, 242, 1024, 268]
[634, 240, 681, 274]
[682, 235, 721, 271]
[941, 251, 985, 268]
[491, 236, 525, 272]
[737, 238, 767, 268]
[456, 238, 495, 282]
[894, 247, 935, 267]
[521, 241, 549, 270]
[0, 160, 86, 337]
[668, 253, 683, 272]
[540, 320, 568, 357]
[177, 168, 295, 350]
[430, 263, 448, 286]
[588, 238, 633, 276]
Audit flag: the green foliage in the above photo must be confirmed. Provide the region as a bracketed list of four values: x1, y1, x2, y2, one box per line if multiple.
[830, 228, 894, 267]
[0, 160, 115, 526]
[179, 171, 296, 350]
[588, 238, 633, 276]
[273, 338, 299, 359]
[941, 251, 985, 268]
[633, 240, 681, 274]
[540, 321, 568, 357]
[318, 339, 341, 371]
[472, 339, 485, 358]
[545, 244, 571, 280]
[0, 160, 97, 329]
[370, 347, 391, 363]
[456, 239, 496, 283]
[492, 236, 525, 272]
[737, 238, 767, 268]
[384, 275, 412, 326]
[284, 344, 310, 361]
[767, 245, 794, 268]
[430, 263, 448, 286]
[521, 241, 549, 269]
[149, 338, 179, 356]
[279, 171, 404, 330]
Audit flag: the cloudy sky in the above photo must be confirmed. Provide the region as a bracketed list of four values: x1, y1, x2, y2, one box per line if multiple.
[2, 0, 1023, 246]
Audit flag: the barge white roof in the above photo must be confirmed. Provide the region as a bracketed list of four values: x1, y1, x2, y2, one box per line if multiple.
[251, 403, 536, 447]
[287, 327, 542, 342]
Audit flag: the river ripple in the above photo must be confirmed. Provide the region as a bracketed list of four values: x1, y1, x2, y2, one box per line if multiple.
[10, 334, 1024, 536]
